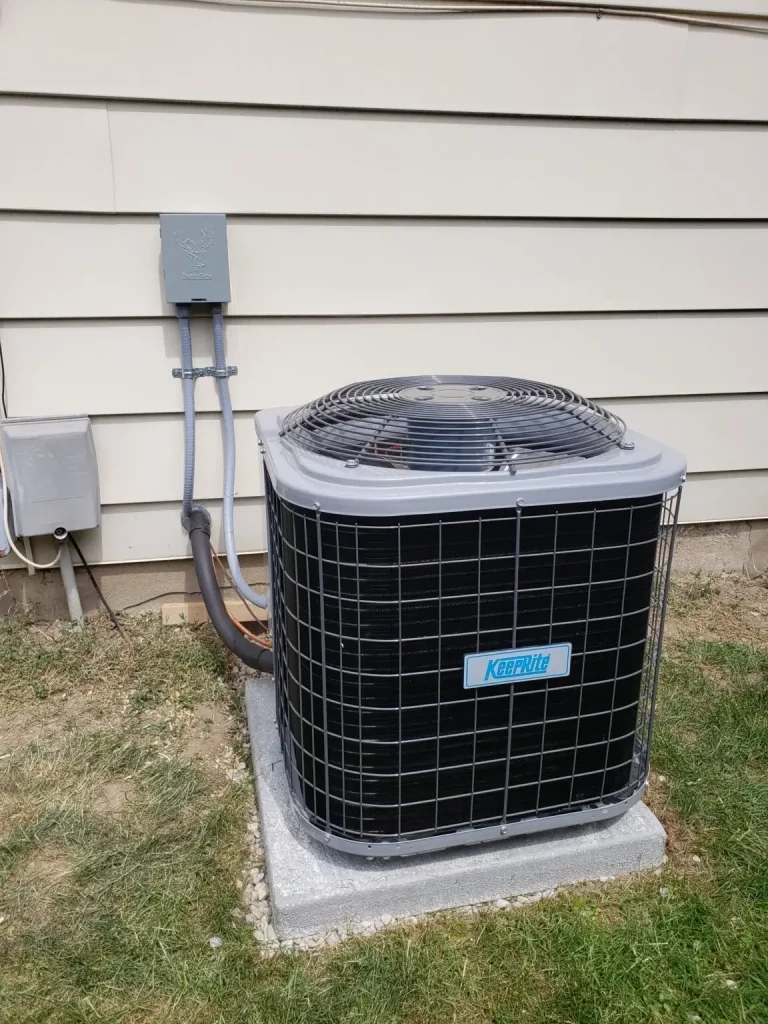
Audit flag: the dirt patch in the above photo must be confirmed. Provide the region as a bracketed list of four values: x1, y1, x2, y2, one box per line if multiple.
[183, 702, 231, 762]
[666, 576, 768, 648]
[94, 779, 135, 816]
[658, 805, 697, 869]
[0, 693, 109, 757]
[0, 712, 62, 753]
[21, 849, 73, 885]
[645, 788, 700, 872]
[699, 663, 736, 692]
[677, 729, 699, 748]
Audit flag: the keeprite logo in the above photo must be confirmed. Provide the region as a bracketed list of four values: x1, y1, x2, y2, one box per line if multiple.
[464, 643, 571, 689]
[484, 653, 552, 681]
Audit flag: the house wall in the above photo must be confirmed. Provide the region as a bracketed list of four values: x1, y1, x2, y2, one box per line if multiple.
[1, 0, 767, 577]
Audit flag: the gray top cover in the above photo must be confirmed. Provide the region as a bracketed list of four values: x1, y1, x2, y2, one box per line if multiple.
[255, 376, 686, 516]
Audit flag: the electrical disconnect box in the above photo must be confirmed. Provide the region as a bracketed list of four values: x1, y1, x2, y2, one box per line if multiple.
[0, 416, 100, 537]
[159, 213, 231, 304]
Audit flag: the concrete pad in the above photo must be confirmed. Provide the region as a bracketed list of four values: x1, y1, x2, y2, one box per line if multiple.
[246, 678, 666, 940]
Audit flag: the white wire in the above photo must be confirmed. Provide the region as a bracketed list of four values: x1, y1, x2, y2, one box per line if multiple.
[0, 442, 62, 570]
[170, 0, 768, 36]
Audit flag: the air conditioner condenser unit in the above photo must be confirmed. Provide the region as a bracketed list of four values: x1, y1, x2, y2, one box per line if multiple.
[256, 377, 685, 857]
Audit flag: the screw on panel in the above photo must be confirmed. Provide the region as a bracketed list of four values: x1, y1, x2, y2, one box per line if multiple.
[500, 825, 508, 835]
[313, 502, 321, 511]
[345, 459, 359, 468]
[619, 440, 635, 451]
[516, 498, 525, 507]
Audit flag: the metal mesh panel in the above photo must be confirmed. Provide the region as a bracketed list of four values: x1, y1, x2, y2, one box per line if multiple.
[266, 478, 680, 853]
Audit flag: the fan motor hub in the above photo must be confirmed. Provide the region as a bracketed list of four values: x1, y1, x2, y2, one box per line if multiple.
[398, 383, 507, 404]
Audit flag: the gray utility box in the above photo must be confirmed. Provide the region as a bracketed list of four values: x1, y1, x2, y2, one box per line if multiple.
[0, 416, 100, 538]
[159, 213, 231, 304]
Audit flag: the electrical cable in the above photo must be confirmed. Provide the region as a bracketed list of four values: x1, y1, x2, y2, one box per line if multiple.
[0, 339, 8, 419]
[68, 535, 129, 641]
[171, 0, 768, 36]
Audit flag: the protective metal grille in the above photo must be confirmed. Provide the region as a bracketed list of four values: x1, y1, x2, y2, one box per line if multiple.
[279, 376, 626, 471]
[266, 478, 680, 853]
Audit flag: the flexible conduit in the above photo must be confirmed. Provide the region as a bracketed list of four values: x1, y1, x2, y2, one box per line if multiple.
[178, 306, 199, 527]
[211, 306, 269, 610]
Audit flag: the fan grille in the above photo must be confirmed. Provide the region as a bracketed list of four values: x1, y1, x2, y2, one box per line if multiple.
[279, 376, 626, 472]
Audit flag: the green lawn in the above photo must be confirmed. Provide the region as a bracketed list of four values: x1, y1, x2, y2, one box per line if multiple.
[0, 580, 766, 1024]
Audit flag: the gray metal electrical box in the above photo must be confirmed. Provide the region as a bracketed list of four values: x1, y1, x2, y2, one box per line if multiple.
[159, 213, 231, 304]
[0, 416, 100, 537]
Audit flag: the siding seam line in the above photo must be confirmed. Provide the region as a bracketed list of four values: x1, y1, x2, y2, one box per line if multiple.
[3, 88, 768, 129]
[103, 101, 118, 213]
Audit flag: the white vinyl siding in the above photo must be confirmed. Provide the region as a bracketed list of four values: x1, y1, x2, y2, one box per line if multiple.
[2, 314, 765, 417]
[0, 99, 114, 213]
[5, 98, 768, 218]
[107, 106, 768, 219]
[0, 0, 766, 568]
[3, 216, 768, 319]
[2, 0, 768, 121]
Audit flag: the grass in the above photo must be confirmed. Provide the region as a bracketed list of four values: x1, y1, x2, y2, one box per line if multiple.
[1, 582, 767, 1024]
